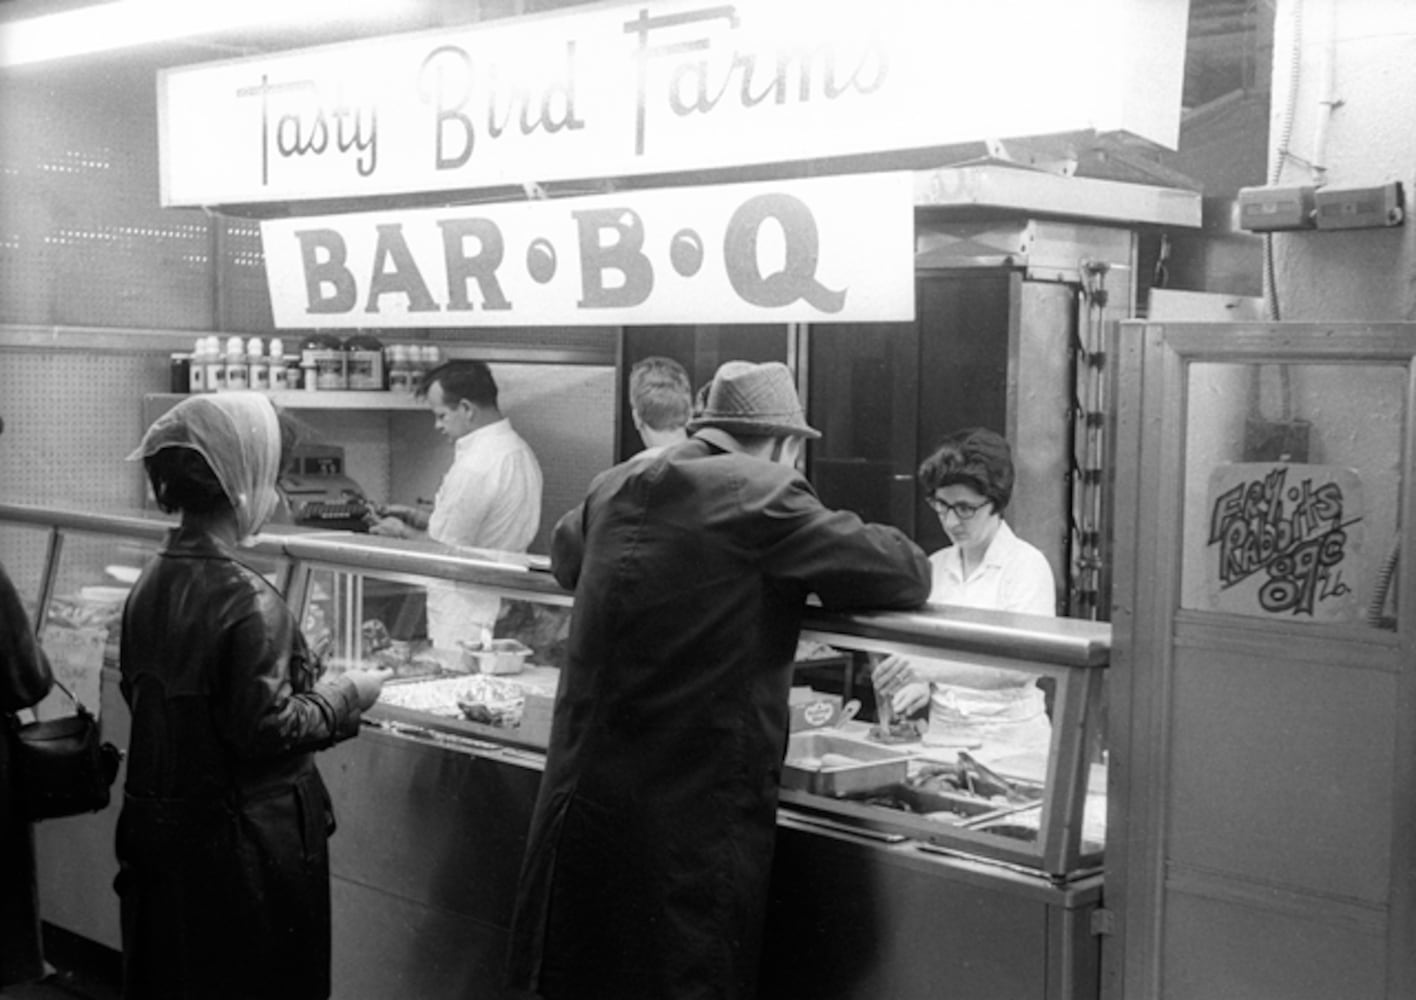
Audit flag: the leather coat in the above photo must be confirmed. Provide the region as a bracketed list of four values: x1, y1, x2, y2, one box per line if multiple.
[117, 526, 363, 1000]
[507, 432, 931, 1000]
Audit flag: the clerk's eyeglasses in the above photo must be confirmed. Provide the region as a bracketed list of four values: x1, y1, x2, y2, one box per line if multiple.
[925, 496, 989, 520]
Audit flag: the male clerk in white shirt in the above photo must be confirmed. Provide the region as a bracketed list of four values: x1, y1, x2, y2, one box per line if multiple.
[368, 360, 543, 652]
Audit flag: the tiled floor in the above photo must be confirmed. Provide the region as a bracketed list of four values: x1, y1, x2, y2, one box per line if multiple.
[0, 969, 120, 1000]
[0, 928, 121, 1000]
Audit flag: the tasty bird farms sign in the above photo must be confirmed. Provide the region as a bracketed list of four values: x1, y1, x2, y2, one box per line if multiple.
[158, 0, 1187, 206]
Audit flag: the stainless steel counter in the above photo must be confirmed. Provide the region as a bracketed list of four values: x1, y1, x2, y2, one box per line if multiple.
[5, 503, 1111, 1000]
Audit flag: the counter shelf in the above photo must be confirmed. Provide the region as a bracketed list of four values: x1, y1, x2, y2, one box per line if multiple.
[1, 502, 1109, 879]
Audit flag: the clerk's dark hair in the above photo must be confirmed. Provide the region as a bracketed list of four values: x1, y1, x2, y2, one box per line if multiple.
[145, 408, 303, 515]
[918, 427, 1015, 513]
[418, 360, 498, 408]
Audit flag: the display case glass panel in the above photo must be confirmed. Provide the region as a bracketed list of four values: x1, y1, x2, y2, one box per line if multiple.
[784, 624, 1106, 879]
[299, 564, 572, 751]
[33, 525, 290, 719]
[289, 544, 1107, 878]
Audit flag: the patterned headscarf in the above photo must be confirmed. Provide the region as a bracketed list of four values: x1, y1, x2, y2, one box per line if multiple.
[128, 392, 281, 542]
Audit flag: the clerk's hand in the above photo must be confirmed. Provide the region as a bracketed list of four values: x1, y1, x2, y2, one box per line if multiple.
[872, 654, 918, 696]
[890, 681, 932, 716]
[872, 654, 931, 715]
[367, 515, 412, 538]
[345, 667, 393, 711]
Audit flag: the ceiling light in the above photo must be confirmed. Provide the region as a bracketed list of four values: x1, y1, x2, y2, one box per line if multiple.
[0, 0, 404, 69]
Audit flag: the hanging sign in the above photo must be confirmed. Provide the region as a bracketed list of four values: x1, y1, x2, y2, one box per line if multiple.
[1204, 463, 1365, 623]
[260, 172, 915, 327]
[158, 0, 1188, 207]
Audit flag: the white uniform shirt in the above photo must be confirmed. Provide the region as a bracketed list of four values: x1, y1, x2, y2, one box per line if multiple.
[425, 419, 542, 650]
[428, 418, 542, 553]
[928, 520, 1055, 615]
[923, 521, 1056, 752]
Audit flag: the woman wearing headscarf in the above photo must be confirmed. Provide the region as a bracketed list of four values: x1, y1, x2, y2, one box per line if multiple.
[118, 392, 388, 1000]
[1, 560, 55, 989]
[873, 427, 1057, 753]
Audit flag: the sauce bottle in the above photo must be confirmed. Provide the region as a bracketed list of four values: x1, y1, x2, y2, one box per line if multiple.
[189, 336, 209, 393]
[246, 337, 268, 391]
[269, 338, 287, 391]
[225, 336, 248, 391]
[206, 337, 227, 392]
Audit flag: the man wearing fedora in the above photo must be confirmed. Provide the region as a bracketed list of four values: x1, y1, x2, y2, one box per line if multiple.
[507, 360, 931, 1000]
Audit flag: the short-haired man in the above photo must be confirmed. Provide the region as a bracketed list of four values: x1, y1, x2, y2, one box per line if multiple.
[507, 360, 931, 1000]
[369, 360, 542, 649]
[627, 355, 692, 457]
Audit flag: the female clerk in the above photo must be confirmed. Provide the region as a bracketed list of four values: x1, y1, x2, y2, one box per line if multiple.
[874, 427, 1057, 753]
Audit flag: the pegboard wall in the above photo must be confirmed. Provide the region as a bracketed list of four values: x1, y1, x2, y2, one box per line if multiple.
[0, 70, 273, 332]
[0, 349, 168, 511]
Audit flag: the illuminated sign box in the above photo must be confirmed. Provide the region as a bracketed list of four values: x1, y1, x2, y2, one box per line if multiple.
[159, 0, 1188, 207]
[260, 172, 916, 327]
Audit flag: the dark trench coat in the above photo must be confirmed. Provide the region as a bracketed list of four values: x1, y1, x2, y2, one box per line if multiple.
[117, 527, 363, 1000]
[1, 560, 55, 989]
[506, 430, 931, 1000]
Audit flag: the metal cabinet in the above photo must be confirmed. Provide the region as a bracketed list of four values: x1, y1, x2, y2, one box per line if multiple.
[1109, 321, 1416, 1000]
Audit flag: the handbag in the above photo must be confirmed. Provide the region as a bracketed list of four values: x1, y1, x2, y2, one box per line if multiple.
[8, 678, 122, 821]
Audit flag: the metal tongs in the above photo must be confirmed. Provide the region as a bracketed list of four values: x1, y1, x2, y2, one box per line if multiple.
[956, 750, 1038, 804]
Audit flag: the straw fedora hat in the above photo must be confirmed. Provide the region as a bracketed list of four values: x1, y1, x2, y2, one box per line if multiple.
[687, 361, 821, 439]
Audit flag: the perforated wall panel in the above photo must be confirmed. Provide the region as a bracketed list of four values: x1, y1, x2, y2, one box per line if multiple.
[0, 348, 166, 511]
[0, 72, 227, 330]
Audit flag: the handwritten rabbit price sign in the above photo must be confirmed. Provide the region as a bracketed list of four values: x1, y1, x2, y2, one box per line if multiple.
[1205, 463, 1364, 623]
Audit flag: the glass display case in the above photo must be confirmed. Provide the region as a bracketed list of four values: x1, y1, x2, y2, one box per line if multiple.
[273, 529, 1108, 882]
[782, 610, 1108, 881]
[2, 502, 1111, 1000]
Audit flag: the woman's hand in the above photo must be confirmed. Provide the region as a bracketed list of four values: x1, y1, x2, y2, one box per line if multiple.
[344, 667, 393, 711]
[366, 515, 412, 538]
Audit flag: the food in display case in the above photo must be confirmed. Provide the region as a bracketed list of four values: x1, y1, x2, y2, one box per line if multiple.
[459, 637, 532, 675]
[781, 731, 915, 796]
[378, 669, 559, 742]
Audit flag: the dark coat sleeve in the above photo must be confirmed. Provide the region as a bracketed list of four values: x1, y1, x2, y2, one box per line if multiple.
[212, 585, 362, 760]
[551, 503, 588, 591]
[757, 475, 932, 611]
[0, 562, 53, 713]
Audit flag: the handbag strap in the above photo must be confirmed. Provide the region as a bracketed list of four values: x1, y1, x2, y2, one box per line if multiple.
[47, 676, 94, 716]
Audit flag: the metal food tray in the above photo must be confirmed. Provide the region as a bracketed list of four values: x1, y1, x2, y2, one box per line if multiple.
[781, 732, 914, 797]
[844, 783, 1011, 825]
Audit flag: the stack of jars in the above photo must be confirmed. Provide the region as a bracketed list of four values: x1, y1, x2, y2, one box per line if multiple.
[182, 336, 300, 394]
[385, 343, 442, 393]
[174, 332, 442, 394]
